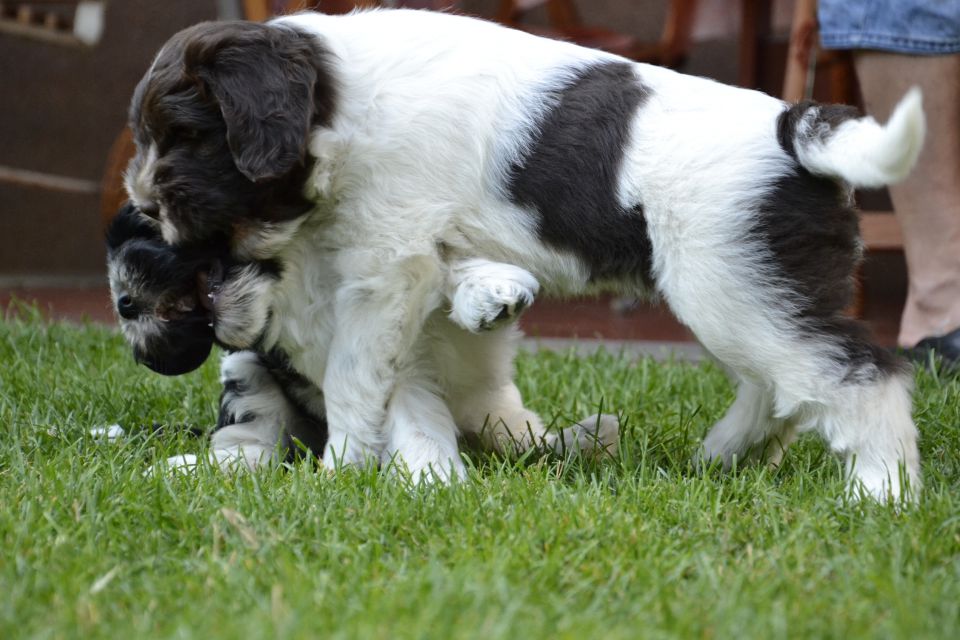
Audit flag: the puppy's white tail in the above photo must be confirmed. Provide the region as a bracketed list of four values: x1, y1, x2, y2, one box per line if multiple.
[777, 88, 925, 188]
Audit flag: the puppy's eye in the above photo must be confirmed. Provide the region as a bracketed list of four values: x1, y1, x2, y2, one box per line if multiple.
[140, 203, 160, 219]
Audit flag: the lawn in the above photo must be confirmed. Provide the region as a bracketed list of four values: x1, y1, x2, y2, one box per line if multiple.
[1, 309, 959, 639]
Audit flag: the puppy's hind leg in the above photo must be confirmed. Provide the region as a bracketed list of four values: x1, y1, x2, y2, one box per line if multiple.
[457, 378, 620, 458]
[669, 286, 919, 500]
[699, 375, 795, 470]
[437, 320, 620, 457]
[669, 280, 919, 501]
[816, 359, 920, 502]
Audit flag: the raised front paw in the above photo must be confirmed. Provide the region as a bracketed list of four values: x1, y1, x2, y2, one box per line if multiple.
[448, 260, 539, 332]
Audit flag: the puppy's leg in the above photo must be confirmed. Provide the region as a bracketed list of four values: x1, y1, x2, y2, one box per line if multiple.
[445, 258, 539, 333]
[436, 320, 619, 456]
[713, 345, 918, 501]
[381, 260, 577, 482]
[322, 254, 444, 469]
[662, 264, 919, 502]
[816, 367, 920, 501]
[442, 263, 617, 454]
[212, 263, 279, 350]
[382, 367, 465, 484]
[458, 379, 548, 453]
[699, 374, 795, 470]
[161, 351, 296, 473]
[455, 358, 620, 457]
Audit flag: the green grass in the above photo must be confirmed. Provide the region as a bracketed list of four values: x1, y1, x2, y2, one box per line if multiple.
[2, 308, 959, 639]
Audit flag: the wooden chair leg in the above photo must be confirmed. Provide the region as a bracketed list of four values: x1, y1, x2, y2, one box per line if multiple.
[99, 127, 135, 229]
[659, 0, 698, 69]
[782, 0, 818, 102]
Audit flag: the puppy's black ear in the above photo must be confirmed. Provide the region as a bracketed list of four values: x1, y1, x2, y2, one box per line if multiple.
[183, 22, 334, 183]
[105, 202, 160, 254]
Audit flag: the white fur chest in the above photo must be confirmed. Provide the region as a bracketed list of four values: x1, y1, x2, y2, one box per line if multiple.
[262, 219, 340, 385]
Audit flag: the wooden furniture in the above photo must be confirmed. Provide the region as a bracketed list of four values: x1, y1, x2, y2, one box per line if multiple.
[0, 1, 105, 46]
[496, 0, 698, 68]
[0, 1, 107, 223]
[242, 0, 454, 19]
[99, 127, 135, 230]
[779, 0, 903, 316]
[780, 0, 855, 104]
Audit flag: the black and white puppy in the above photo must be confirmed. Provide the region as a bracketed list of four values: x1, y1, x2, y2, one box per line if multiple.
[107, 203, 326, 468]
[106, 202, 292, 375]
[123, 9, 925, 499]
[105, 202, 221, 375]
[107, 204, 617, 477]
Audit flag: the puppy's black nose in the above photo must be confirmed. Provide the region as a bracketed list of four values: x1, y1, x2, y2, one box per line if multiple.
[117, 294, 139, 320]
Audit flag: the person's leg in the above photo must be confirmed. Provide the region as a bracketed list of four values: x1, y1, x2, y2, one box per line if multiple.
[855, 52, 960, 348]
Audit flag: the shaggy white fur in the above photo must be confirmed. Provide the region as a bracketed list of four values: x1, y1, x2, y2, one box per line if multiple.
[128, 9, 924, 500]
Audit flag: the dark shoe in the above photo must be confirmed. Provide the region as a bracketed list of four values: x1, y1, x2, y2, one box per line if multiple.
[906, 326, 960, 372]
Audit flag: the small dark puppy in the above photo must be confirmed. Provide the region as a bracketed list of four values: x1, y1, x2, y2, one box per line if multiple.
[106, 203, 284, 376]
[106, 203, 329, 465]
[106, 203, 220, 375]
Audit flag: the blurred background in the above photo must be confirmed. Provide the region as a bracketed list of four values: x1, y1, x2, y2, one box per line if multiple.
[0, 0, 906, 347]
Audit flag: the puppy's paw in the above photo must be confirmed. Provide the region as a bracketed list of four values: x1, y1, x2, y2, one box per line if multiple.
[210, 263, 278, 349]
[388, 455, 467, 487]
[846, 460, 921, 505]
[143, 453, 201, 478]
[544, 413, 620, 457]
[448, 260, 539, 332]
[145, 449, 259, 477]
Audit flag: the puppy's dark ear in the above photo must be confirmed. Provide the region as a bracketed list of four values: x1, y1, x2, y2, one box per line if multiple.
[105, 202, 161, 253]
[183, 22, 333, 183]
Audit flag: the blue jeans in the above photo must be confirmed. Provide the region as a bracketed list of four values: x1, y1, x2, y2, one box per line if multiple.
[818, 0, 960, 54]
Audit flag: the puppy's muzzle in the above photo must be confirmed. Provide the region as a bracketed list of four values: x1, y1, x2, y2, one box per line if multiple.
[133, 314, 215, 376]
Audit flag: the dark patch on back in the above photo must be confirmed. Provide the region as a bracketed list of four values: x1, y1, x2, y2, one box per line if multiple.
[776, 101, 861, 162]
[753, 169, 905, 379]
[506, 62, 653, 285]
